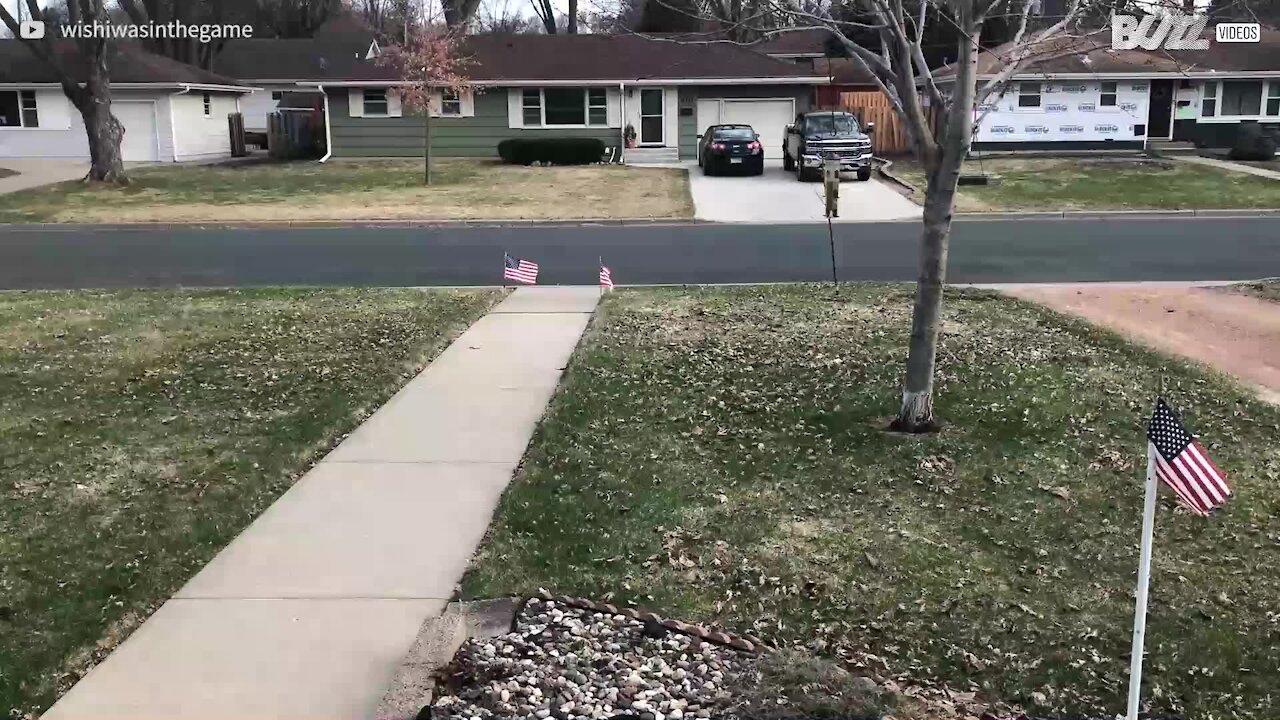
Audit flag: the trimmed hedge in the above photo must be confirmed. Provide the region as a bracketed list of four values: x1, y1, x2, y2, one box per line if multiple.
[497, 138, 607, 165]
[1229, 123, 1277, 161]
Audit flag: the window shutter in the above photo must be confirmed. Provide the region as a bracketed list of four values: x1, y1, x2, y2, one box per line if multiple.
[348, 88, 364, 118]
[461, 88, 476, 118]
[507, 88, 523, 129]
[388, 89, 403, 118]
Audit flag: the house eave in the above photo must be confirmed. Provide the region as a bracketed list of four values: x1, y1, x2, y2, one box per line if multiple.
[933, 70, 1280, 83]
[300, 77, 828, 88]
[0, 81, 252, 92]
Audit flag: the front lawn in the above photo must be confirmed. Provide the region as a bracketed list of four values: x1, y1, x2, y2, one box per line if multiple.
[0, 160, 693, 224]
[462, 285, 1280, 719]
[0, 288, 501, 717]
[888, 157, 1280, 211]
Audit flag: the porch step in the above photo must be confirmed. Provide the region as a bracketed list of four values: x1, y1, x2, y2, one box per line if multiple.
[625, 146, 681, 165]
[1147, 140, 1199, 156]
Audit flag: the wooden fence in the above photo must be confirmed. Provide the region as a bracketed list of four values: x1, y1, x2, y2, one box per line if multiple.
[831, 91, 941, 156]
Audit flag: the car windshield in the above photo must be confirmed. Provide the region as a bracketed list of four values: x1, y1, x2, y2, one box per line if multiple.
[712, 127, 755, 140]
[805, 115, 859, 136]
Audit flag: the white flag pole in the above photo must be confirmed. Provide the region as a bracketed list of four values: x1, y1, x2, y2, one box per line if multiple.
[1126, 441, 1159, 720]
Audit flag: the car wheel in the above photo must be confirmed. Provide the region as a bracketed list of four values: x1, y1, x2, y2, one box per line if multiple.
[702, 160, 711, 176]
[782, 153, 794, 171]
[796, 162, 810, 182]
[750, 160, 765, 176]
[856, 169, 872, 181]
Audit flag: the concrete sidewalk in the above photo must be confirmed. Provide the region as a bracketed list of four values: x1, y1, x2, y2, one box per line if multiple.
[44, 286, 600, 720]
[1171, 154, 1280, 180]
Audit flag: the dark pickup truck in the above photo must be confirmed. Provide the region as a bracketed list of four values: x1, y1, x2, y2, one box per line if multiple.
[782, 111, 874, 182]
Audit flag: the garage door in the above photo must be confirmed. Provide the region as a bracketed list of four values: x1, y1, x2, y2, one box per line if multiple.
[113, 101, 159, 162]
[696, 99, 794, 160]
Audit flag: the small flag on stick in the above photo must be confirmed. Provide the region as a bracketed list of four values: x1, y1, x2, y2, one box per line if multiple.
[1126, 396, 1229, 720]
[599, 263, 614, 291]
[503, 254, 539, 285]
[1147, 398, 1230, 515]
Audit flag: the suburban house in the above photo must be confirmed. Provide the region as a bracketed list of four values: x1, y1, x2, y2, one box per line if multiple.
[211, 16, 380, 133]
[946, 30, 1280, 151]
[0, 41, 250, 162]
[301, 33, 826, 162]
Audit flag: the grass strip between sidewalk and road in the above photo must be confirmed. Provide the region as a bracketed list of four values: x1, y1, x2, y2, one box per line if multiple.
[890, 157, 1280, 211]
[0, 160, 693, 224]
[0, 287, 503, 717]
[462, 284, 1280, 720]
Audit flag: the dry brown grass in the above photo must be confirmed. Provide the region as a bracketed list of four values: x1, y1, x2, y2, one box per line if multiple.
[0, 160, 694, 224]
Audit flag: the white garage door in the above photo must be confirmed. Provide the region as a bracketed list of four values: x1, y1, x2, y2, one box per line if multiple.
[113, 101, 159, 162]
[696, 98, 794, 160]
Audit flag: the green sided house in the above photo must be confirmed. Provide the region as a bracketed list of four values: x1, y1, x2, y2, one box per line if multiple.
[303, 33, 826, 163]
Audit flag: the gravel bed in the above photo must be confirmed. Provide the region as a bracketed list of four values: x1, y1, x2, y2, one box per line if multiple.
[429, 599, 757, 720]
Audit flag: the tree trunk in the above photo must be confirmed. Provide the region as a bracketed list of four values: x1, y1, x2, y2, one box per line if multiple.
[423, 110, 431, 185]
[567, 0, 577, 32]
[75, 53, 129, 185]
[891, 12, 982, 433]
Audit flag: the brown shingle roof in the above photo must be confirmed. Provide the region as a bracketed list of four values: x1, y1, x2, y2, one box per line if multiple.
[342, 33, 822, 82]
[938, 29, 1280, 78]
[0, 40, 245, 86]
[211, 15, 377, 81]
[816, 57, 876, 85]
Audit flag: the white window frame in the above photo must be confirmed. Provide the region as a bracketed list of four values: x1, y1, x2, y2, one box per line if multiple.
[1219, 80, 1264, 117]
[202, 92, 212, 117]
[440, 89, 463, 117]
[1100, 81, 1118, 108]
[1267, 81, 1280, 117]
[0, 90, 40, 128]
[1201, 81, 1218, 117]
[1017, 82, 1042, 110]
[363, 88, 390, 117]
[518, 88, 610, 128]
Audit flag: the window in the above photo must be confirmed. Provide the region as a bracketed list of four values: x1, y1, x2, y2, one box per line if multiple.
[1267, 82, 1280, 116]
[0, 90, 39, 127]
[202, 92, 212, 116]
[271, 91, 283, 101]
[522, 89, 542, 126]
[520, 89, 609, 127]
[1017, 82, 1041, 108]
[588, 88, 607, 126]
[544, 88, 585, 125]
[440, 89, 462, 116]
[1202, 81, 1217, 117]
[363, 89, 389, 116]
[1221, 80, 1262, 116]
[1100, 81, 1117, 107]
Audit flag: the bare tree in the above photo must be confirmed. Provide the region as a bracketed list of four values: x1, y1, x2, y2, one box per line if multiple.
[477, 0, 543, 31]
[530, 0, 558, 30]
[443, 0, 484, 26]
[0, 0, 130, 183]
[691, 0, 1088, 431]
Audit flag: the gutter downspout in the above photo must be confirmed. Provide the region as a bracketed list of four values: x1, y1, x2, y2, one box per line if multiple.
[319, 84, 334, 163]
[619, 82, 625, 164]
[171, 84, 193, 163]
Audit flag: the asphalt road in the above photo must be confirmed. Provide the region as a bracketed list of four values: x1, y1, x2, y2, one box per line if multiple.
[1, 217, 1278, 289]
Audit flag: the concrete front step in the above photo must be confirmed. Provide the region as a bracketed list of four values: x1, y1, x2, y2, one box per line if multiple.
[626, 147, 681, 165]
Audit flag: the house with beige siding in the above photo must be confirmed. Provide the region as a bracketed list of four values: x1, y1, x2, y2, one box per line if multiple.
[287, 33, 826, 163]
[0, 41, 250, 163]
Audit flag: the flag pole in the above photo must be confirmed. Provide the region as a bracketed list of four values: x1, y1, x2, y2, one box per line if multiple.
[1126, 440, 1159, 720]
[599, 255, 604, 296]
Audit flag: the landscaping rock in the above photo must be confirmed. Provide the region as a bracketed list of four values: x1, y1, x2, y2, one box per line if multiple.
[429, 600, 756, 720]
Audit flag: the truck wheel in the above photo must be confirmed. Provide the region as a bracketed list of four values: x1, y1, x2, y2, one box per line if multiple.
[856, 169, 872, 181]
[782, 153, 794, 171]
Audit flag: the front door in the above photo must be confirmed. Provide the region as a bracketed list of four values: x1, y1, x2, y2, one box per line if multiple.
[639, 89, 664, 145]
[1148, 80, 1174, 139]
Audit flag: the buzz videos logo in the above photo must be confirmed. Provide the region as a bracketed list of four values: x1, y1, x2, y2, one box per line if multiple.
[19, 19, 46, 39]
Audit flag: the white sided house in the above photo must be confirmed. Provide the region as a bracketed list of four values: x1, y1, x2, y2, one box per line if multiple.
[0, 41, 250, 163]
[938, 30, 1280, 151]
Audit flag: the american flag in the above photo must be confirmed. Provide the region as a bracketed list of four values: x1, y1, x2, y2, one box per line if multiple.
[599, 264, 614, 290]
[1147, 398, 1229, 515]
[503, 254, 538, 285]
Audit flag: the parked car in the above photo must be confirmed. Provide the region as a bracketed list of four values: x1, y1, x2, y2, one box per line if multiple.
[697, 124, 765, 176]
[783, 111, 874, 182]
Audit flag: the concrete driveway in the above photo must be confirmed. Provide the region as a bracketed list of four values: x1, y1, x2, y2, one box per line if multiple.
[0, 159, 92, 195]
[687, 159, 921, 223]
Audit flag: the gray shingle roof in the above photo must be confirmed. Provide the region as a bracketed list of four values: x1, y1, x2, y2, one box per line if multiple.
[0, 40, 245, 86]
